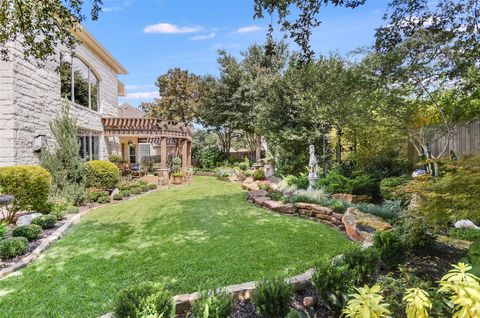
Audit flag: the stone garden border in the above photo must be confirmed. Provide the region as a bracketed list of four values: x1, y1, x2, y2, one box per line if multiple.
[99, 268, 315, 317]
[0, 188, 164, 280]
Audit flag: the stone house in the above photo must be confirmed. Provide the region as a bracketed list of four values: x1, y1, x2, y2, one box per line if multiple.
[0, 26, 128, 167]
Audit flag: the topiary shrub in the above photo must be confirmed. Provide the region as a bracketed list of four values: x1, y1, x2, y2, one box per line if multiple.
[0, 237, 28, 259]
[32, 214, 57, 229]
[252, 277, 293, 318]
[192, 291, 234, 318]
[114, 282, 173, 318]
[85, 160, 120, 189]
[113, 193, 123, 201]
[253, 169, 266, 181]
[12, 224, 42, 241]
[97, 196, 111, 204]
[0, 166, 51, 217]
[373, 230, 406, 269]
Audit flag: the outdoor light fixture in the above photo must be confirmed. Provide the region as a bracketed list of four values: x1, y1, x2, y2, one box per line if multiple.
[33, 134, 46, 152]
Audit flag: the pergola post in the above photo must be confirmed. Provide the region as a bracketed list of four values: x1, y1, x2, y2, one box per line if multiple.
[187, 141, 192, 167]
[161, 137, 167, 169]
[182, 139, 188, 168]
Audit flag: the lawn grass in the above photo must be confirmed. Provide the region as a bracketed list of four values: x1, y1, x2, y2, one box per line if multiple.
[0, 176, 353, 317]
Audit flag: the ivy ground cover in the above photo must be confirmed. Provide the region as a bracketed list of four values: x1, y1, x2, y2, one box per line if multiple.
[0, 177, 353, 317]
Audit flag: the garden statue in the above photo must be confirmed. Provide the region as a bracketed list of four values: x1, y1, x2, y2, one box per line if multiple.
[308, 145, 318, 191]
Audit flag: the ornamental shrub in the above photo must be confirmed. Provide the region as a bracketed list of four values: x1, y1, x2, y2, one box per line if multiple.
[449, 228, 480, 242]
[380, 176, 410, 200]
[114, 282, 174, 318]
[121, 190, 131, 198]
[0, 237, 28, 259]
[252, 277, 293, 318]
[253, 169, 266, 181]
[97, 196, 111, 204]
[238, 162, 249, 171]
[373, 230, 406, 269]
[147, 184, 157, 190]
[343, 246, 381, 286]
[400, 156, 480, 230]
[12, 224, 42, 241]
[0, 166, 51, 214]
[192, 291, 234, 318]
[342, 285, 391, 318]
[312, 257, 359, 311]
[85, 188, 108, 203]
[32, 214, 57, 229]
[113, 193, 123, 201]
[0, 221, 7, 238]
[85, 160, 120, 189]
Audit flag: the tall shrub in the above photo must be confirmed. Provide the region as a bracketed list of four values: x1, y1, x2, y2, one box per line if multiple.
[0, 166, 51, 220]
[41, 102, 86, 205]
[85, 160, 120, 189]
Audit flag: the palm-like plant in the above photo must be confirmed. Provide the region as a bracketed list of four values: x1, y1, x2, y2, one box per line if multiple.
[342, 285, 391, 318]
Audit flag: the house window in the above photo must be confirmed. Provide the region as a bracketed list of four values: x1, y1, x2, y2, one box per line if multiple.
[78, 131, 100, 161]
[129, 144, 136, 163]
[60, 52, 99, 111]
[138, 143, 151, 163]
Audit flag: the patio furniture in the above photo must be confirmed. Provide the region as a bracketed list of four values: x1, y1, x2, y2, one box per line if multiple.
[131, 163, 141, 178]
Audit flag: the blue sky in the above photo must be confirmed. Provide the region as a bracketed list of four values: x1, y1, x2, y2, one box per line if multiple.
[83, 0, 389, 106]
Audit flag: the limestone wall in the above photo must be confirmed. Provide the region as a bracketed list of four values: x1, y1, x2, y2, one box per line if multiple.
[0, 42, 121, 167]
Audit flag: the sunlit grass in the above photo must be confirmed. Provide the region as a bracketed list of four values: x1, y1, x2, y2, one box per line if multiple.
[0, 177, 353, 317]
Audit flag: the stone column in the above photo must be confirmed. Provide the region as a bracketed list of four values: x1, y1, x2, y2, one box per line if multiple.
[161, 137, 167, 169]
[182, 139, 188, 168]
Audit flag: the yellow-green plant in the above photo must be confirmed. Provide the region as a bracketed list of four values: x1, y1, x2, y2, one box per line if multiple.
[342, 285, 391, 318]
[438, 263, 480, 318]
[403, 288, 431, 318]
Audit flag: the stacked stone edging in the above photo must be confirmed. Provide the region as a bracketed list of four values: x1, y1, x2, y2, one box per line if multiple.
[0, 188, 162, 280]
[100, 268, 314, 317]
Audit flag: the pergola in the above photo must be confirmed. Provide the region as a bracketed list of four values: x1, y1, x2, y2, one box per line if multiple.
[102, 117, 193, 169]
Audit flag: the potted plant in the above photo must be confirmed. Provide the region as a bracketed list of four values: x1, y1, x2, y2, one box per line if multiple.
[172, 172, 184, 184]
[171, 156, 183, 184]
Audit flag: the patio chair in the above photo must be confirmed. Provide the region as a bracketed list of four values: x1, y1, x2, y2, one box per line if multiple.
[131, 163, 141, 178]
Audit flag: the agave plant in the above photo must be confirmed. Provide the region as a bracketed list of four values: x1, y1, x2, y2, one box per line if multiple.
[342, 285, 391, 318]
[438, 263, 480, 318]
[403, 288, 431, 318]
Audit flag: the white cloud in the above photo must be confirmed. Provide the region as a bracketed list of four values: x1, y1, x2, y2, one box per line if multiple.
[234, 25, 263, 34]
[144, 23, 202, 34]
[191, 32, 216, 40]
[124, 91, 159, 99]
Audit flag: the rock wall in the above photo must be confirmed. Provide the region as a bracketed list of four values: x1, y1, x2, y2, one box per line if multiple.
[0, 41, 121, 167]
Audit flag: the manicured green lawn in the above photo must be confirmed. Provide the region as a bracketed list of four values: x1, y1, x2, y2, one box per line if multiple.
[0, 176, 353, 317]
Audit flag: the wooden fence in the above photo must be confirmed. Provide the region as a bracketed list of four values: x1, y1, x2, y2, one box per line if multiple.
[429, 118, 480, 157]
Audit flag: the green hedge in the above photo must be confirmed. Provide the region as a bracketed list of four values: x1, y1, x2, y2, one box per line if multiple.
[0, 166, 51, 212]
[85, 160, 120, 189]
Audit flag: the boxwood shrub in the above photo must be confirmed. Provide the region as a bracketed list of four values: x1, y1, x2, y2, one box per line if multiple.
[0, 237, 28, 259]
[85, 160, 120, 189]
[253, 169, 266, 181]
[32, 214, 57, 229]
[12, 224, 42, 241]
[97, 196, 111, 204]
[113, 193, 123, 201]
[0, 166, 51, 212]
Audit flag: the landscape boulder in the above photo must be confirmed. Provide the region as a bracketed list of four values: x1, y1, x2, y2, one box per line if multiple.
[262, 200, 296, 214]
[16, 213, 43, 226]
[342, 207, 392, 245]
[332, 193, 372, 203]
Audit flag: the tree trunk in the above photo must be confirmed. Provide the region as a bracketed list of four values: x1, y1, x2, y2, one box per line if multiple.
[255, 134, 262, 163]
[336, 127, 342, 163]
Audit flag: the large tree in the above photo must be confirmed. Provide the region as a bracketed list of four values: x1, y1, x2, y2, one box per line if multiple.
[141, 68, 201, 124]
[370, 0, 480, 174]
[253, 0, 366, 60]
[0, 0, 102, 61]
